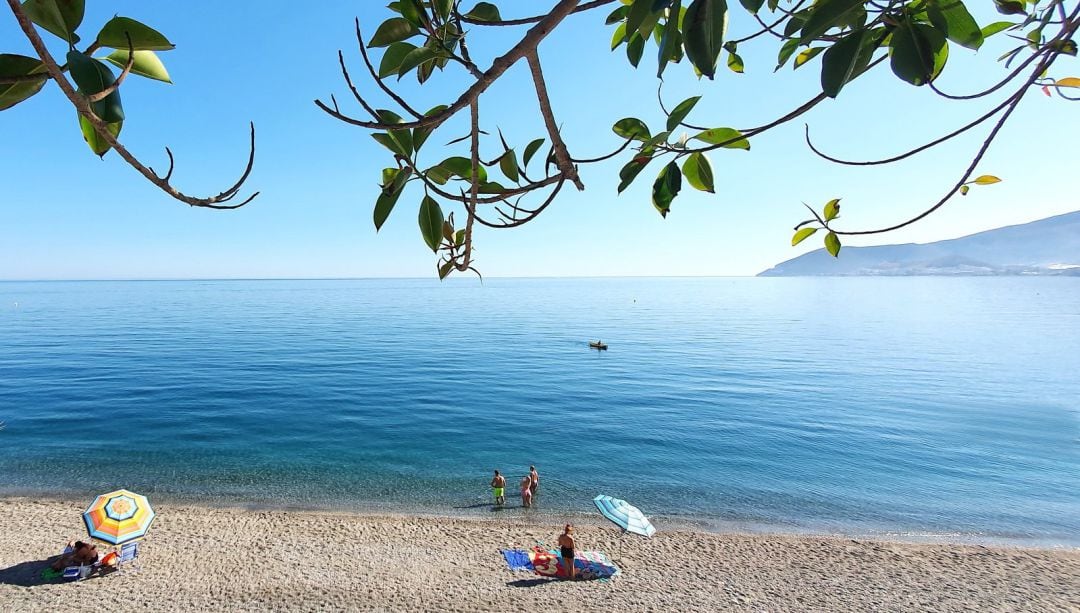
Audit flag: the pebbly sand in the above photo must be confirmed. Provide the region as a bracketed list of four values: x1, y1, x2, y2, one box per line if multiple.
[0, 498, 1077, 612]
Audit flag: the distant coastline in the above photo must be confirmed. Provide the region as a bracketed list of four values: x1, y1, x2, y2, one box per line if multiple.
[760, 210, 1080, 276]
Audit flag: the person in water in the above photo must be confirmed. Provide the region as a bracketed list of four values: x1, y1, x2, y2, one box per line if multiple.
[557, 524, 576, 580]
[529, 465, 539, 496]
[491, 470, 506, 505]
[520, 475, 532, 508]
[51, 540, 99, 571]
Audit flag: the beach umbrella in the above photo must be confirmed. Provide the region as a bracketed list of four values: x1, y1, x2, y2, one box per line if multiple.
[593, 495, 656, 537]
[82, 489, 156, 545]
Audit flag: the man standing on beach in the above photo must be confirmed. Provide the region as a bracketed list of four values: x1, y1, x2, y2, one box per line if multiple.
[529, 465, 539, 496]
[491, 470, 506, 506]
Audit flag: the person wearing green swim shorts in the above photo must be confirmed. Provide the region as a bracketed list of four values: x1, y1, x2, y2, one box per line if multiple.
[491, 470, 506, 506]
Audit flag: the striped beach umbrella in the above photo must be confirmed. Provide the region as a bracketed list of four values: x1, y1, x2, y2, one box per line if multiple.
[82, 489, 156, 545]
[593, 495, 656, 537]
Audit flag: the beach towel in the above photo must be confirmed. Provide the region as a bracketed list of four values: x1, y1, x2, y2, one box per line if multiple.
[528, 548, 620, 580]
[500, 549, 533, 571]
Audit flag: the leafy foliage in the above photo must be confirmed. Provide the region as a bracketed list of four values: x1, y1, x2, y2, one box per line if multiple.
[318, 0, 1077, 276]
[3, 8, 177, 155]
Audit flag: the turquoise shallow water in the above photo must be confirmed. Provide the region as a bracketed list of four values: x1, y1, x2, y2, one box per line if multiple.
[0, 278, 1077, 545]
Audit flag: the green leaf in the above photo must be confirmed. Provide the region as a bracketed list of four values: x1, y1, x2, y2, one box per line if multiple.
[478, 181, 509, 194]
[626, 32, 646, 67]
[992, 0, 1026, 16]
[523, 138, 545, 167]
[890, 21, 947, 86]
[682, 152, 714, 193]
[22, 0, 84, 44]
[374, 167, 411, 231]
[694, 127, 750, 149]
[606, 5, 630, 25]
[101, 49, 171, 83]
[438, 156, 487, 182]
[368, 17, 419, 47]
[78, 112, 121, 157]
[666, 96, 701, 131]
[775, 38, 800, 70]
[372, 133, 408, 157]
[613, 117, 651, 141]
[740, 0, 765, 15]
[611, 22, 629, 49]
[825, 231, 841, 257]
[375, 109, 414, 156]
[794, 47, 823, 69]
[379, 42, 417, 78]
[800, 0, 863, 44]
[618, 155, 653, 193]
[626, 0, 655, 39]
[651, 161, 682, 218]
[411, 104, 446, 153]
[683, 0, 729, 79]
[657, 0, 683, 78]
[823, 198, 840, 221]
[0, 54, 48, 111]
[433, 0, 454, 20]
[820, 29, 870, 97]
[418, 196, 444, 252]
[500, 150, 520, 183]
[96, 16, 175, 51]
[396, 46, 438, 77]
[960, 184, 970, 195]
[464, 2, 502, 22]
[438, 259, 454, 280]
[726, 50, 744, 73]
[1049, 39, 1077, 56]
[399, 0, 431, 28]
[67, 51, 124, 122]
[980, 21, 1013, 38]
[454, 229, 466, 245]
[927, 0, 983, 50]
[791, 227, 818, 246]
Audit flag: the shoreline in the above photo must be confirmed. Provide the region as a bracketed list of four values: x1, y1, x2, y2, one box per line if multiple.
[2, 489, 1075, 550]
[1, 497, 1077, 611]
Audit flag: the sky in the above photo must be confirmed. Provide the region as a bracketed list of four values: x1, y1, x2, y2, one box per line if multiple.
[1, 1, 1077, 279]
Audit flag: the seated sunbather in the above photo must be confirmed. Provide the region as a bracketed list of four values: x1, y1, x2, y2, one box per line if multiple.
[50, 540, 99, 571]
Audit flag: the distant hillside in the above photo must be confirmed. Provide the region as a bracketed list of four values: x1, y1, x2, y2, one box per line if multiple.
[758, 211, 1080, 277]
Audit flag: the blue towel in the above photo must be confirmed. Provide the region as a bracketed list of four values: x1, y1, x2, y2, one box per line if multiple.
[500, 549, 533, 571]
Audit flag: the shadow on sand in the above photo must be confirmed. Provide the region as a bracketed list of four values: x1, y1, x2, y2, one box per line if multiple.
[506, 577, 555, 588]
[0, 558, 60, 587]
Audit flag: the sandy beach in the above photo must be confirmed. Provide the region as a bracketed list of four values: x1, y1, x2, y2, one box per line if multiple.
[0, 498, 1076, 612]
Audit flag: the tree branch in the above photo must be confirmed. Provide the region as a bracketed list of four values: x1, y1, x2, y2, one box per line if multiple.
[526, 51, 584, 190]
[460, 0, 615, 26]
[6, 0, 258, 209]
[316, 0, 584, 131]
[353, 19, 424, 119]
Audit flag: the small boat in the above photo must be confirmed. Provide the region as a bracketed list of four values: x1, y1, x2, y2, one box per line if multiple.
[589, 340, 608, 351]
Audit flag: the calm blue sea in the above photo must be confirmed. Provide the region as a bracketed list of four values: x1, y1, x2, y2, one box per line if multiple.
[0, 278, 1077, 545]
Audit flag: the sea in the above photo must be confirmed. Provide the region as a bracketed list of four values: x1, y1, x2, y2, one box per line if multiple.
[0, 278, 1077, 546]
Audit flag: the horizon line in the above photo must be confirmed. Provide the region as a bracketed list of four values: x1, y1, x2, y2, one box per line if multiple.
[0, 274, 763, 283]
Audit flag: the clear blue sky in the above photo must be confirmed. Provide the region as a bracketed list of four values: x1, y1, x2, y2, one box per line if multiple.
[1, 1, 1076, 279]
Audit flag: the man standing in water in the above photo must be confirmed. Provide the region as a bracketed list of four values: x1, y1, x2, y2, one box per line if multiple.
[529, 465, 539, 496]
[491, 470, 506, 506]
